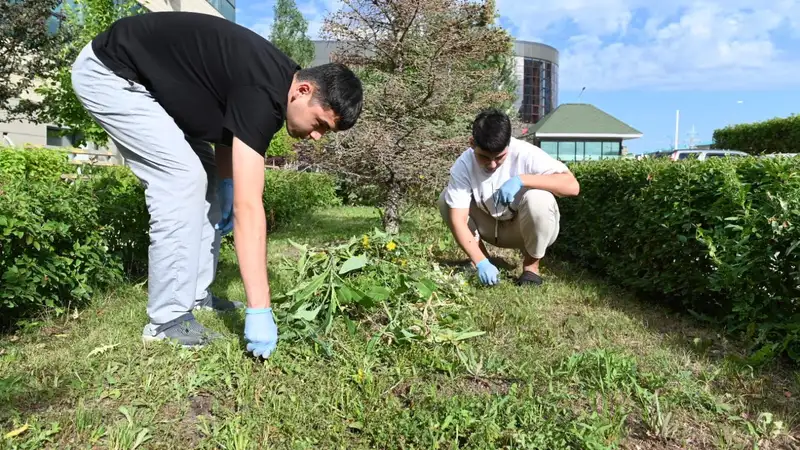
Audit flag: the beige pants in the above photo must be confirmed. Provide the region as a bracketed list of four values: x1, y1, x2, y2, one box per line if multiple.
[438, 189, 560, 259]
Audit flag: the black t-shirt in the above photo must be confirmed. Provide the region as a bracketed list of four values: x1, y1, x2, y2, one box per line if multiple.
[91, 11, 300, 155]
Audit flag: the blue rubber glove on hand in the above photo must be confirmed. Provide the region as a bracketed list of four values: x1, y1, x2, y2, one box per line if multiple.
[493, 176, 523, 207]
[244, 307, 278, 359]
[476, 258, 500, 286]
[215, 178, 234, 236]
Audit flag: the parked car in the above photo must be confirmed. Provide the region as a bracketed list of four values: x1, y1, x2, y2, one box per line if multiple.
[760, 153, 799, 159]
[650, 149, 750, 161]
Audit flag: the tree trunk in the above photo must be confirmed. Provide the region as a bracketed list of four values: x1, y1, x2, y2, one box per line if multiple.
[382, 182, 403, 234]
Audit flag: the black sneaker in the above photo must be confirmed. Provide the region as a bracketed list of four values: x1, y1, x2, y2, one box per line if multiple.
[516, 271, 543, 286]
[142, 313, 223, 348]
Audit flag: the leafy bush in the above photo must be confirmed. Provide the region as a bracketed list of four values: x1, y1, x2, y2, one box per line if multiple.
[266, 126, 297, 158]
[0, 145, 73, 180]
[91, 166, 149, 277]
[263, 169, 340, 230]
[555, 157, 800, 363]
[712, 114, 800, 155]
[0, 164, 122, 327]
[0, 147, 340, 326]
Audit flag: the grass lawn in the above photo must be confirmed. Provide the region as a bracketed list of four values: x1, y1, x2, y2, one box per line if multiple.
[0, 206, 798, 449]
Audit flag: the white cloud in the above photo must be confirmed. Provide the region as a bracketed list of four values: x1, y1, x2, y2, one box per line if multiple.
[498, 0, 800, 90]
[240, 0, 800, 90]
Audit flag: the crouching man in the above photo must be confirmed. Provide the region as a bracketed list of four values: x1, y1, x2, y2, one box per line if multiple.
[438, 109, 580, 286]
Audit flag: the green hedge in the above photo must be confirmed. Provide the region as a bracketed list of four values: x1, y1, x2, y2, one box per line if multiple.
[712, 114, 800, 155]
[555, 157, 800, 363]
[0, 147, 339, 327]
[0, 152, 122, 327]
[263, 169, 341, 229]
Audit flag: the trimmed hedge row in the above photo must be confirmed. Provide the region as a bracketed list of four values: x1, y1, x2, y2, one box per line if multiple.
[0, 147, 339, 327]
[712, 114, 800, 155]
[555, 157, 800, 363]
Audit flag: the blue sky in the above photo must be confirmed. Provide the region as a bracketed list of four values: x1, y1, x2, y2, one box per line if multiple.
[235, 0, 800, 154]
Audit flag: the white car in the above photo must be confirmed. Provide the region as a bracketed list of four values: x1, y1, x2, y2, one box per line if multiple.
[760, 153, 799, 159]
[650, 149, 750, 161]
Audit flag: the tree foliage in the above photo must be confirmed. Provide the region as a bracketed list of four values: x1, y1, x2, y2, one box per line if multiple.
[269, 0, 315, 68]
[32, 0, 143, 147]
[317, 0, 514, 232]
[0, 0, 65, 120]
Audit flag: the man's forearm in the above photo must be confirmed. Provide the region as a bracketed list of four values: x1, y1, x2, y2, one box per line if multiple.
[519, 173, 580, 197]
[233, 202, 270, 309]
[449, 217, 487, 265]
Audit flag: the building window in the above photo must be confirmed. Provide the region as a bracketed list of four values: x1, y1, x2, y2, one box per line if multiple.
[519, 56, 558, 124]
[206, 0, 236, 21]
[540, 141, 558, 158]
[584, 142, 602, 160]
[46, 126, 83, 148]
[557, 141, 576, 162]
[602, 141, 620, 159]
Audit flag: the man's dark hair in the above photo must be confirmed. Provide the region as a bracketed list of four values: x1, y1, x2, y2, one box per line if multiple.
[472, 108, 511, 153]
[296, 63, 363, 131]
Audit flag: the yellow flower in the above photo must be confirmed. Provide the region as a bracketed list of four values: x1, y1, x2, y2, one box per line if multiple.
[361, 235, 370, 248]
[386, 241, 397, 251]
[399, 259, 407, 267]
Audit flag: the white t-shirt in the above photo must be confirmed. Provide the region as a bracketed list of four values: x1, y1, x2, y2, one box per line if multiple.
[444, 137, 569, 220]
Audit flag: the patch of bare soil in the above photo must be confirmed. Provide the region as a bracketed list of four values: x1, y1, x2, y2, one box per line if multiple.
[160, 393, 215, 447]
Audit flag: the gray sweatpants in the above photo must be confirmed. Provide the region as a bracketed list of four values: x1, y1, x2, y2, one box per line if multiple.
[71, 43, 222, 325]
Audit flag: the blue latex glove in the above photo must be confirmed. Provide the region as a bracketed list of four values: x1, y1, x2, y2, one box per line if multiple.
[215, 178, 233, 236]
[244, 307, 278, 358]
[476, 258, 500, 286]
[493, 176, 523, 207]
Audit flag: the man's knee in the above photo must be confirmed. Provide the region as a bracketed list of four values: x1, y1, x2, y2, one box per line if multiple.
[521, 189, 557, 211]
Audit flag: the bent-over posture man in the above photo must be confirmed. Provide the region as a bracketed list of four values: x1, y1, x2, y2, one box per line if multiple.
[71, 11, 363, 357]
[439, 109, 579, 286]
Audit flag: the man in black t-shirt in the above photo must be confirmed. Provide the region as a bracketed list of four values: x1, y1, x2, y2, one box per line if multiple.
[70, 11, 363, 358]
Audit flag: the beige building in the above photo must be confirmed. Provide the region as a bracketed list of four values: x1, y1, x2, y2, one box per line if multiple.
[0, 0, 234, 150]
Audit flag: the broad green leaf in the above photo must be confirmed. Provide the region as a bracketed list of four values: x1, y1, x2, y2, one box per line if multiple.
[366, 286, 391, 302]
[292, 303, 323, 321]
[339, 254, 368, 275]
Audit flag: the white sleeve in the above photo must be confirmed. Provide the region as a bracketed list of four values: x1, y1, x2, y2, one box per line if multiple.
[521, 142, 570, 175]
[444, 159, 473, 209]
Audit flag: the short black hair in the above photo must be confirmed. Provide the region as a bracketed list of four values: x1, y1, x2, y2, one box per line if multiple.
[296, 63, 363, 131]
[472, 108, 511, 153]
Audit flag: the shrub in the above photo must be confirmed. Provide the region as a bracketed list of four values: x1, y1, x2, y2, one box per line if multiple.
[0, 159, 122, 327]
[0, 145, 74, 180]
[556, 157, 800, 363]
[91, 166, 150, 277]
[266, 125, 297, 158]
[712, 114, 800, 155]
[263, 169, 340, 230]
[0, 146, 340, 327]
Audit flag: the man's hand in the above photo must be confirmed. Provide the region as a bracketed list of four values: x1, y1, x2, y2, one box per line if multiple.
[493, 176, 523, 207]
[216, 178, 234, 235]
[244, 307, 278, 358]
[476, 258, 500, 286]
